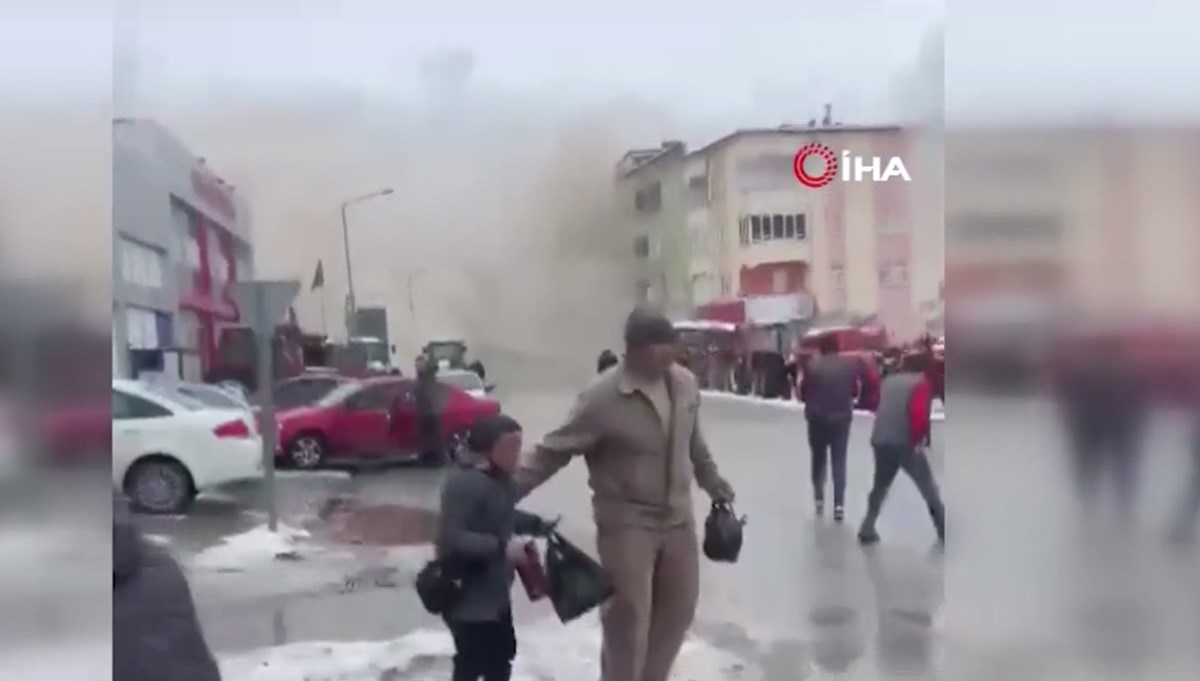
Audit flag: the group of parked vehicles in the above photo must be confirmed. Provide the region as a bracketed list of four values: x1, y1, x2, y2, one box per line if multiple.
[110, 330, 497, 514]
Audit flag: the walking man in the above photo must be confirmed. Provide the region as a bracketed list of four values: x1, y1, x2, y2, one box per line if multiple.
[858, 353, 945, 546]
[415, 354, 443, 465]
[799, 334, 865, 521]
[514, 307, 736, 681]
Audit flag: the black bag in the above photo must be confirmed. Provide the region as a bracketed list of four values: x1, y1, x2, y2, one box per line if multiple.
[544, 531, 613, 623]
[703, 502, 747, 563]
[414, 558, 463, 615]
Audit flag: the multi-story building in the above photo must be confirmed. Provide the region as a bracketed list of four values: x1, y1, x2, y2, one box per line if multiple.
[617, 141, 692, 319]
[618, 123, 925, 341]
[112, 118, 255, 380]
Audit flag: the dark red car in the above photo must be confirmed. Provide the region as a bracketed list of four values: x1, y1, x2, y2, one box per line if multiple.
[275, 376, 500, 469]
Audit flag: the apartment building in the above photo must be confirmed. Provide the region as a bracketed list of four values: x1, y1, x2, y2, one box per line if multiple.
[112, 118, 255, 379]
[947, 127, 1200, 330]
[618, 123, 926, 341]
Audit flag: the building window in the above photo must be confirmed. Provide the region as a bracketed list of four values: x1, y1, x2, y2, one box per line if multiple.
[879, 263, 908, 287]
[740, 214, 808, 245]
[831, 265, 847, 290]
[772, 268, 788, 294]
[735, 154, 794, 192]
[125, 306, 162, 349]
[634, 182, 662, 212]
[686, 175, 708, 209]
[119, 238, 165, 289]
[634, 235, 650, 258]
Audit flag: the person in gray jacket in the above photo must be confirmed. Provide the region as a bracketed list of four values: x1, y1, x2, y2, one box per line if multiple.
[799, 334, 866, 521]
[113, 493, 222, 681]
[437, 414, 553, 681]
[858, 353, 944, 546]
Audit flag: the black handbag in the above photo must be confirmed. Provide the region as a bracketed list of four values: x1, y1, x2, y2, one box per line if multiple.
[414, 558, 464, 615]
[703, 502, 747, 563]
[544, 531, 613, 623]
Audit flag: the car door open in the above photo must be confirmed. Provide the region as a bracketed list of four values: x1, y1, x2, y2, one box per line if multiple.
[340, 386, 396, 458]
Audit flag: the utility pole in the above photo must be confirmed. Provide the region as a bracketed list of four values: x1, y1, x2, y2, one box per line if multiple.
[338, 187, 393, 337]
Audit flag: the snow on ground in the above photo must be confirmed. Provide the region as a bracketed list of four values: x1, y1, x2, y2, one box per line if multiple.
[191, 523, 316, 571]
[702, 391, 947, 421]
[221, 614, 760, 681]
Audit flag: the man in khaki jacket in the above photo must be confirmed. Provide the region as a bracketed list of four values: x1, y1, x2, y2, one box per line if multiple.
[514, 307, 736, 681]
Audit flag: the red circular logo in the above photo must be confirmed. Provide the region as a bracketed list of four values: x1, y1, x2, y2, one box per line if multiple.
[793, 143, 838, 188]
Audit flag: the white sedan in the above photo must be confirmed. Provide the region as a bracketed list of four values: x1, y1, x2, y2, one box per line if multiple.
[112, 379, 264, 514]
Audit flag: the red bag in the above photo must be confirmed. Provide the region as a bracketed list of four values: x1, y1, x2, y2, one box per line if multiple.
[516, 541, 548, 601]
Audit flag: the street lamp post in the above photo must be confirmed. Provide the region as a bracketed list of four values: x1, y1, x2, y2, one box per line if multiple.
[340, 187, 393, 335]
[407, 268, 426, 340]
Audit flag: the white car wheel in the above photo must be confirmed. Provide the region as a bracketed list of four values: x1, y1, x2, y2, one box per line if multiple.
[289, 435, 325, 469]
[127, 459, 194, 515]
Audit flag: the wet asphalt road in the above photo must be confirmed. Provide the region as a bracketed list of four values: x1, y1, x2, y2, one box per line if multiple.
[144, 388, 1200, 681]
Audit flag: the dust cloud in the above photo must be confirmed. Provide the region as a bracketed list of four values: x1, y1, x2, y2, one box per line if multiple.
[137, 54, 680, 387]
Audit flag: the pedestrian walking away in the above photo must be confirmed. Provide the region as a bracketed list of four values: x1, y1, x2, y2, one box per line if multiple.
[1054, 335, 1147, 522]
[799, 334, 865, 522]
[858, 352, 945, 546]
[514, 306, 737, 681]
[436, 414, 555, 681]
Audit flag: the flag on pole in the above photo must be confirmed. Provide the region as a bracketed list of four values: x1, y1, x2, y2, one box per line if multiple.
[311, 260, 325, 291]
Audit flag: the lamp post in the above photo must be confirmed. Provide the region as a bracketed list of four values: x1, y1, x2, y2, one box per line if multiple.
[407, 268, 426, 341]
[340, 187, 393, 335]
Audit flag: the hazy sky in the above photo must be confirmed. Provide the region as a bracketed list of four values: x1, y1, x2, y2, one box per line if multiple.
[8, 1, 942, 129]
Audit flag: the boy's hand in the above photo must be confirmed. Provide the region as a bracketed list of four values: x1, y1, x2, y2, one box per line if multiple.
[505, 540, 531, 567]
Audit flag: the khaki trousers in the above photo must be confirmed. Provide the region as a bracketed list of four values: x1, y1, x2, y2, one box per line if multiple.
[596, 523, 700, 681]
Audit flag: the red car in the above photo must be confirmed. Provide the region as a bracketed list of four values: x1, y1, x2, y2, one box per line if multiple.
[275, 376, 500, 469]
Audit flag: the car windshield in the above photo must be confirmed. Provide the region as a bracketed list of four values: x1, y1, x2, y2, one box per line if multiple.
[315, 381, 362, 407]
[358, 342, 388, 364]
[427, 343, 463, 362]
[439, 371, 483, 391]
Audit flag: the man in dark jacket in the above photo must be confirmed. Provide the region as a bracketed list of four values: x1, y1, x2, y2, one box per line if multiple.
[416, 354, 443, 465]
[858, 353, 944, 546]
[800, 334, 865, 521]
[437, 414, 552, 681]
[113, 493, 222, 681]
[1055, 335, 1147, 519]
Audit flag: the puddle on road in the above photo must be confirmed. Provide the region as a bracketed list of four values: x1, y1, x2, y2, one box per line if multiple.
[311, 497, 440, 547]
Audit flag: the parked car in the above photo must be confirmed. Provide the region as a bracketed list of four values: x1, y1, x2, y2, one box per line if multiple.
[276, 376, 501, 469]
[112, 379, 263, 514]
[437, 368, 495, 400]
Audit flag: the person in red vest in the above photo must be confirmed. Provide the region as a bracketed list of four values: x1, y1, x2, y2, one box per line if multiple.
[858, 352, 945, 546]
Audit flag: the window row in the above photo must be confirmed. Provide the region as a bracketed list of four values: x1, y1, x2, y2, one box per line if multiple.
[738, 214, 807, 245]
[634, 182, 662, 212]
[119, 238, 166, 289]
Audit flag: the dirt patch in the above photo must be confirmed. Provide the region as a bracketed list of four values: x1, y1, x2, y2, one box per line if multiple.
[313, 497, 440, 547]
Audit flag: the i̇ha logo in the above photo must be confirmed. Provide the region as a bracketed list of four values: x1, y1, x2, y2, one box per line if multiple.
[793, 143, 911, 188]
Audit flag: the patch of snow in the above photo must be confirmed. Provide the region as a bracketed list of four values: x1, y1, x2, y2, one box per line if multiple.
[191, 524, 313, 571]
[221, 614, 759, 681]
